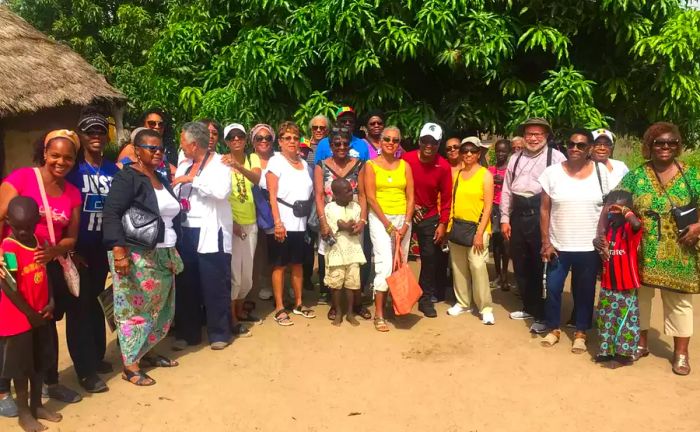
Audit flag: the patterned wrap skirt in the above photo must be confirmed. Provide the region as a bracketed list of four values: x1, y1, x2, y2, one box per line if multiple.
[108, 247, 183, 365]
[595, 289, 640, 357]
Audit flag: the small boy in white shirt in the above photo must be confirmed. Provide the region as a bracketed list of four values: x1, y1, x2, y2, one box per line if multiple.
[324, 178, 366, 327]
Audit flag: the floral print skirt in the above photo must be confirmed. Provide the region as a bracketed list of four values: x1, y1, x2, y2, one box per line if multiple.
[595, 288, 640, 358]
[108, 247, 184, 365]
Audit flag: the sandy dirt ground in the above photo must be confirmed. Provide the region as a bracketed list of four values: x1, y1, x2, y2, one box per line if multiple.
[2, 263, 700, 432]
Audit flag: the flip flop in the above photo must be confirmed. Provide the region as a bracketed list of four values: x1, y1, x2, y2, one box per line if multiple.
[274, 310, 294, 326]
[354, 305, 372, 320]
[122, 369, 156, 386]
[293, 305, 316, 319]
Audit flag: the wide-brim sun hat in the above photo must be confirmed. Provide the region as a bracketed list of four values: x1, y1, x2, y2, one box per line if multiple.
[517, 117, 553, 136]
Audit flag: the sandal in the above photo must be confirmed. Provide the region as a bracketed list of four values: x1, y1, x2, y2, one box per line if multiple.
[571, 332, 587, 354]
[327, 307, 337, 321]
[632, 345, 649, 361]
[274, 310, 294, 326]
[354, 305, 372, 320]
[540, 330, 561, 347]
[374, 317, 390, 332]
[672, 353, 691, 376]
[121, 369, 156, 386]
[140, 354, 179, 368]
[293, 305, 316, 319]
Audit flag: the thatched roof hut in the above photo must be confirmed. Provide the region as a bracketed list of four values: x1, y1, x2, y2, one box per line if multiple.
[0, 6, 126, 176]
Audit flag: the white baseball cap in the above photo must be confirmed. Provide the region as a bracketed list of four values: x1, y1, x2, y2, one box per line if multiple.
[419, 122, 443, 141]
[224, 123, 246, 139]
[461, 136, 481, 147]
[592, 128, 615, 144]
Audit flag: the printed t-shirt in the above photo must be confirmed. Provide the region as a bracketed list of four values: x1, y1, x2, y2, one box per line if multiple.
[229, 153, 261, 225]
[488, 165, 507, 205]
[3, 167, 82, 246]
[601, 221, 642, 291]
[66, 160, 119, 252]
[0, 237, 49, 336]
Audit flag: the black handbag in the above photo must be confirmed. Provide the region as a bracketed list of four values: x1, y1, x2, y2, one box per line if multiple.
[447, 169, 482, 247]
[653, 161, 698, 234]
[121, 206, 160, 249]
[278, 197, 313, 218]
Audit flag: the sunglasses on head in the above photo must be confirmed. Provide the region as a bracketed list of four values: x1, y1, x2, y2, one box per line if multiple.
[137, 144, 164, 153]
[382, 136, 400, 144]
[146, 120, 164, 128]
[254, 135, 273, 143]
[567, 141, 589, 150]
[651, 139, 680, 149]
[311, 125, 327, 131]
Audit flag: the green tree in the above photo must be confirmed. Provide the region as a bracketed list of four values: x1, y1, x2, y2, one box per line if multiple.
[9, 0, 700, 143]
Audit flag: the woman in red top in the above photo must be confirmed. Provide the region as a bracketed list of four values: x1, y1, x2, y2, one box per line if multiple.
[488, 139, 512, 291]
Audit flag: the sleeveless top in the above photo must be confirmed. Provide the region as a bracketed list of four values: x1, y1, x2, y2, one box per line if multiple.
[370, 159, 407, 215]
[450, 166, 491, 233]
[319, 158, 364, 204]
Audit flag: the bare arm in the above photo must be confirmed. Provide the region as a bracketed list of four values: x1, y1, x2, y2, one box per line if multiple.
[0, 275, 45, 327]
[364, 163, 392, 229]
[352, 164, 368, 235]
[0, 182, 19, 272]
[539, 191, 556, 262]
[401, 163, 415, 238]
[473, 170, 494, 254]
[35, 206, 80, 265]
[314, 164, 330, 238]
[266, 171, 286, 241]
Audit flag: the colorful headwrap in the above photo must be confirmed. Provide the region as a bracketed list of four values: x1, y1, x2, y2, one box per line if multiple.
[44, 129, 80, 153]
[250, 124, 276, 143]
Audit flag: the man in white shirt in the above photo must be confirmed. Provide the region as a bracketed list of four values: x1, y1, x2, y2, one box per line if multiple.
[172, 122, 234, 350]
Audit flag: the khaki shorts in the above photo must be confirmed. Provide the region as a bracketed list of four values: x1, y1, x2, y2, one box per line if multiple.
[324, 263, 361, 290]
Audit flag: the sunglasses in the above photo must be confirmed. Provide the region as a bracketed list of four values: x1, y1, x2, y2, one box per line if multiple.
[419, 138, 439, 146]
[311, 125, 327, 131]
[368, 120, 384, 126]
[567, 141, 589, 150]
[652, 139, 680, 149]
[226, 134, 246, 141]
[254, 135, 273, 142]
[146, 121, 164, 128]
[82, 128, 107, 136]
[460, 147, 479, 155]
[137, 144, 164, 153]
[279, 135, 299, 142]
[382, 136, 400, 144]
[332, 141, 349, 148]
[593, 141, 613, 148]
[445, 145, 460, 152]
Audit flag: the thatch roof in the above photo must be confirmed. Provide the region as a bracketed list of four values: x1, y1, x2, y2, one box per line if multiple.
[0, 6, 126, 118]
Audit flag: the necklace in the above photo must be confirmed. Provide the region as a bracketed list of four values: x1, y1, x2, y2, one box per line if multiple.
[284, 154, 301, 166]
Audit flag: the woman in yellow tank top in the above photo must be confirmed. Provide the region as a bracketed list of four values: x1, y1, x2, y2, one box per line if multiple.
[365, 126, 414, 332]
[446, 138, 495, 325]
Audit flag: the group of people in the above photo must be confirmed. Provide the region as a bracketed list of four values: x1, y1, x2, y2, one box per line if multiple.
[0, 102, 698, 431]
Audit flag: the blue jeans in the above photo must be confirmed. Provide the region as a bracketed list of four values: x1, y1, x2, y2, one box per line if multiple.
[545, 251, 600, 331]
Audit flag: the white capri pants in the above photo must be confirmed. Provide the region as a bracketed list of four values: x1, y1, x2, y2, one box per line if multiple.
[231, 223, 258, 300]
[368, 211, 411, 292]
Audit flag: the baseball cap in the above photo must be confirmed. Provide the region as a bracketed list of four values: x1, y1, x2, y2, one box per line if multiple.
[334, 106, 355, 119]
[461, 136, 483, 147]
[518, 117, 553, 136]
[77, 114, 109, 133]
[223, 123, 246, 139]
[419, 122, 443, 141]
[299, 137, 310, 149]
[591, 128, 615, 144]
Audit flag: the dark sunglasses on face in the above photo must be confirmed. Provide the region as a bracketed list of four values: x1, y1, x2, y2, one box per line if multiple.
[226, 133, 246, 141]
[652, 139, 680, 149]
[382, 136, 400, 144]
[460, 147, 479, 155]
[445, 145, 460, 152]
[332, 141, 349, 148]
[419, 138, 439, 146]
[82, 128, 106, 137]
[311, 125, 327, 131]
[368, 120, 384, 126]
[339, 118, 353, 125]
[146, 121, 164, 128]
[567, 141, 589, 150]
[137, 144, 164, 153]
[254, 135, 273, 142]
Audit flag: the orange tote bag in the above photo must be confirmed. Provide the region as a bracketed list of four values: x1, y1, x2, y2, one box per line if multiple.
[387, 233, 423, 315]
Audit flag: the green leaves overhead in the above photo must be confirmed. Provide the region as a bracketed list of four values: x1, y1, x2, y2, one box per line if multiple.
[8, 0, 700, 142]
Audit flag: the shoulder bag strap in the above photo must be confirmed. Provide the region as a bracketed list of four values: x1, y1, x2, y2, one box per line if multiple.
[594, 161, 605, 198]
[33, 168, 57, 246]
[509, 152, 524, 185]
[546, 145, 553, 167]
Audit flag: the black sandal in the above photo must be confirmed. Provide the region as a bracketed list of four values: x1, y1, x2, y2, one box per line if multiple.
[122, 369, 156, 386]
[354, 306, 372, 320]
[140, 355, 179, 368]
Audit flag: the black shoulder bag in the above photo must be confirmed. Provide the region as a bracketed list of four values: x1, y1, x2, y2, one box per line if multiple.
[448, 169, 482, 247]
[653, 161, 698, 234]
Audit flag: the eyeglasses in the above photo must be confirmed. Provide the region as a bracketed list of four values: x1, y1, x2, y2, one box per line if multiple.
[652, 139, 680, 149]
[146, 121, 164, 128]
[279, 135, 299, 142]
[567, 141, 589, 150]
[524, 132, 546, 138]
[593, 141, 613, 148]
[445, 145, 460, 152]
[382, 136, 400, 144]
[137, 144, 164, 153]
[254, 135, 273, 142]
[311, 125, 327, 131]
[460, 148, 479, 155]
[368, 120, 384, 126]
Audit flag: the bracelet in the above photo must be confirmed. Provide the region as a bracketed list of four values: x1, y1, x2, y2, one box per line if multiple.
[319, 215, 326, 220]
[385, 224, 396, 234]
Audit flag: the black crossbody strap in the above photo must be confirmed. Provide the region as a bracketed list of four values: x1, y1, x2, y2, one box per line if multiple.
[546, 145, 552, 167]
[594, 161, 608, 199]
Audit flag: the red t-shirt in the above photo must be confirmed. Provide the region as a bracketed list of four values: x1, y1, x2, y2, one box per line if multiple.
[488, 165, 507, 205]
[0, 237, 49, 336]
[401, 151, 453, 224]
[2, 167, 81, 246]
[601, 222, 642, 291]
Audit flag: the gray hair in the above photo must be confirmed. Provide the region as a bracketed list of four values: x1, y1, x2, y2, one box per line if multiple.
[308, 114, 330, 131]
[182, 122, 209, 150]
[381, 126, 401, 139]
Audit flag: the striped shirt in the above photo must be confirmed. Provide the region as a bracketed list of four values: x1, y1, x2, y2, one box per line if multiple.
[601, 222, 642, 291]
[538, 162, 610, 251]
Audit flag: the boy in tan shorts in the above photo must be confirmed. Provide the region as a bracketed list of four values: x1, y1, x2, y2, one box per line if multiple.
[324, 178, 367, 326]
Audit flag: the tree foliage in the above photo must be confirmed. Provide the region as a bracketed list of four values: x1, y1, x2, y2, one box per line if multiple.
[8, 0, 700, 142]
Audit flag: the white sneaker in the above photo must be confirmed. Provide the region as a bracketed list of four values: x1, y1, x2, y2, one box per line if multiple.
[529, 320, 548, 334]
[447, 304, 471, 316]
[509, 310, 533, 320]
[258, 287, 273, 301]
[482, 312, 495, 325]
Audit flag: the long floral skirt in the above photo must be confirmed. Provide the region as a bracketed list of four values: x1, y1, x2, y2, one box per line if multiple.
[595, 288, 640, 357]
[108, 247, 184, 365]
